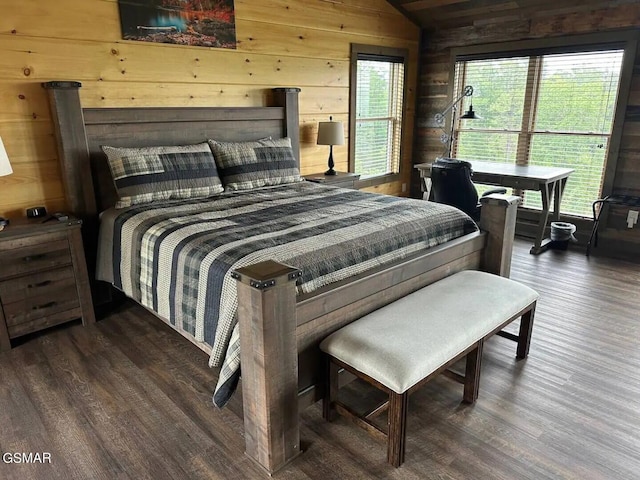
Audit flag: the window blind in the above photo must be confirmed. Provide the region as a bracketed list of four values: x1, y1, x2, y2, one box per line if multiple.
[354, 59, 404, 177]
[453, 49, 624, 217]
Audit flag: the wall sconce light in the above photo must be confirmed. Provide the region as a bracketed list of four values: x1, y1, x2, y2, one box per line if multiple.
[434, 85, 479, 159]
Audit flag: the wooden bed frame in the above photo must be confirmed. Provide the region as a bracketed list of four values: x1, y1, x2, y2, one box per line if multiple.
[43, 82, 519, 474]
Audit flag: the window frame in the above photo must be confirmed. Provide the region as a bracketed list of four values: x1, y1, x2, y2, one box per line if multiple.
[448, 31, 638, 220]
[349, 43, 409, 188]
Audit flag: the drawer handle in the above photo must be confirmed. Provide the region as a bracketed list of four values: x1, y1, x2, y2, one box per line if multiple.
[28, 280, 52, 289]
[32, 301, 56, 311]
[23, 254, 46, 262]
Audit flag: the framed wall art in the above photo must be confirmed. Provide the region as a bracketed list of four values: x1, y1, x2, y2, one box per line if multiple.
[117, 0, 236, 49]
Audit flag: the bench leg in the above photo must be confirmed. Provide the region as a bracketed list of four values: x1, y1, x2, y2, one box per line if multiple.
[387, 391, 409, 467]
[323, 357, 340, 421]
[463, 340, 483, 404]
[517, 303, 536, 359]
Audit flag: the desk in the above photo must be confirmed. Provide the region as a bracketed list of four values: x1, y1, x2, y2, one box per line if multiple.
[415, 161, 574, 255]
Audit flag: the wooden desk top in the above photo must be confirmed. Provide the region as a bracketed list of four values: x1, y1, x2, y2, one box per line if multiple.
[415, 160, 574, 184]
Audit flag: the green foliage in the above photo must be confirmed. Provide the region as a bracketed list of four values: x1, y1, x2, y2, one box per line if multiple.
[355, 121, 391, 176]
[455, 51, 623, 217]
[354, 61, 400, 176]
[461, 58, 529, 131]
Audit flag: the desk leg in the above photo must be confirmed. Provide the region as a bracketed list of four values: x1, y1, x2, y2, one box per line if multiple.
[421, 176, 432, 201]
[530, 182, 552, 255]
[553, 178, 568, 222]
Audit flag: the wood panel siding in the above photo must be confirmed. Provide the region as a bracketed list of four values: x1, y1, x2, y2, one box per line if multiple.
[1, 239, 639, 478]
[412, 1, 640, 259]
[391, 0, 640, 31]
[0, 0, 419, 218]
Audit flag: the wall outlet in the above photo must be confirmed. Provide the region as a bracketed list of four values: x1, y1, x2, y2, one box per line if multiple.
[401, 183, 407, 193]
[627, 210, 638, 228]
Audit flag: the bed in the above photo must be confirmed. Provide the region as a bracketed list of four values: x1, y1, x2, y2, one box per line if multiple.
[44, 82, 519, 473]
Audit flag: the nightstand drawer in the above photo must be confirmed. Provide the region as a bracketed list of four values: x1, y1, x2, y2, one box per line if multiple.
[0, 267, 76, 303]
[7, 307, 83, 338]
[2, 285, 80, 328]
[0, 240, 71, 279]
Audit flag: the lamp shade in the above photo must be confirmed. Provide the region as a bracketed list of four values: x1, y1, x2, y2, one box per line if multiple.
[317, 118, 345, 146]
[460, 103, 480, 120]
[0, 137, 12, 177]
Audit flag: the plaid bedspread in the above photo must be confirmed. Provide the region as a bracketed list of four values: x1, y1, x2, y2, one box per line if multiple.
[104, 182, 478, 406]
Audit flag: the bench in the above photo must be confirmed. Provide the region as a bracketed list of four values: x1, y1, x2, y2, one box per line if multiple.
[319, 270, 539, 467]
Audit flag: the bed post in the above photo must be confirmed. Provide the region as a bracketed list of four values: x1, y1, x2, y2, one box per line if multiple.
[233, 260, 303, 474]
[479, 194, 520, 277]
[42, 81, 97, 218]
[272, 88, 301, 166]
[42, 81, 106, 304]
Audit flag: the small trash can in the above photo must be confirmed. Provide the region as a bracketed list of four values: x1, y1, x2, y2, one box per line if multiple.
[549, 222, 577, 250]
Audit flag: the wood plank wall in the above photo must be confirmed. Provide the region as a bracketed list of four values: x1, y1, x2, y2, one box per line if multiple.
[414, 2, 640, 258]
[0, 0, 419, 218]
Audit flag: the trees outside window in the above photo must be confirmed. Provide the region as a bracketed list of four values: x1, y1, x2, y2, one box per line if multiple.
[453, 49, 624, 217]
[350, 45, 407, 180]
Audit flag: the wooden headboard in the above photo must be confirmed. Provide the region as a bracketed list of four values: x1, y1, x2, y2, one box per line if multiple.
[43, 82, 302, 218]
[43, 81, 301, 304]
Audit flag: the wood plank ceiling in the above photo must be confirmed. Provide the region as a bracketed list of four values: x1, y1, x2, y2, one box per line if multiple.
[387, 0, 640, 30]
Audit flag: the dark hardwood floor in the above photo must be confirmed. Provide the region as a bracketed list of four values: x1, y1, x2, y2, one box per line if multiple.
[1, 239, 639, 479]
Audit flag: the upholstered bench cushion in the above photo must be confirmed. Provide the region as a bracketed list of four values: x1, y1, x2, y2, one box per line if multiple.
[320, 270, 539, 394]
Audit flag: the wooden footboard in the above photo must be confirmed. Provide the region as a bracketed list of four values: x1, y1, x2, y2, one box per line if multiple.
[233, 194, 519, 473]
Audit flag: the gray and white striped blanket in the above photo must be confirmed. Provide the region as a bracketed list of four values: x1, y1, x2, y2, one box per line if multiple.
[104, 182, 478, 406]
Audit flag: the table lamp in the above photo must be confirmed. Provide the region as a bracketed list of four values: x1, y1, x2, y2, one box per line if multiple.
[317, 116, 345, 176]
[0, 136, 13, 230]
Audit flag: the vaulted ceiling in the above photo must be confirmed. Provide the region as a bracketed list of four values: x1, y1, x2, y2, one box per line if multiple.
[387, 0, 640, 31]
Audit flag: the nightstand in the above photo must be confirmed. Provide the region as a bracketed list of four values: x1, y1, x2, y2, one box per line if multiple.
[303, 171, 361, 189]
[0, 216, 95, 352]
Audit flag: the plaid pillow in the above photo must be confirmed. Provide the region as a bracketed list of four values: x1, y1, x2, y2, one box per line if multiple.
[208, 137, 302, 191]
[102, 143, 224, 208]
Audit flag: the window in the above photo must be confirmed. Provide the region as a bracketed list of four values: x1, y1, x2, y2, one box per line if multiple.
[452, 48, 625, 217]
[350, 44, 407, 180]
